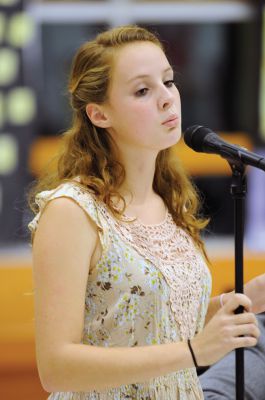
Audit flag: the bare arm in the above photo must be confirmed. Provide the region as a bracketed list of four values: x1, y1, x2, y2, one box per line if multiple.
[32, 198, 194, 393]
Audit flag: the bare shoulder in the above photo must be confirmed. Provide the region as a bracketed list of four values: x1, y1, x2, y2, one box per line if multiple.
[32, 196, 98, 282]
[34, 196, 98, 249]
[37, 195, 97, 229]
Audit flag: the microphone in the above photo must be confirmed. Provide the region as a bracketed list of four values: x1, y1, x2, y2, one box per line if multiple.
[184, 125, 265, 172]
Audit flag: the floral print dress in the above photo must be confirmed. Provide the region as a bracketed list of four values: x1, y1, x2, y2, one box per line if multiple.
[28, 181, 212, 400]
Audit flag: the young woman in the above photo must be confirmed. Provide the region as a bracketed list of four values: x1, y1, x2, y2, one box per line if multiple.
[28, 25, 264, 399]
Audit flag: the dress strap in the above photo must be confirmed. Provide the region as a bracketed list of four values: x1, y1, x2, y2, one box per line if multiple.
[28, 181, 108, 249]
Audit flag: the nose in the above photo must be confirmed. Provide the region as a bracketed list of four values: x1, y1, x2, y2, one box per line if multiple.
[158, 85, 174, 110]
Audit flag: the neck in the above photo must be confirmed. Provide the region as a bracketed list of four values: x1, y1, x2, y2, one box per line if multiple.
[118, 148, 158, 207]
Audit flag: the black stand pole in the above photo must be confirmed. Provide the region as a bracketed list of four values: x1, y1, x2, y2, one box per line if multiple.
[229, 161, 247, 400]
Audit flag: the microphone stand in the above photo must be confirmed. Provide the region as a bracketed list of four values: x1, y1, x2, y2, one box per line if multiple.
[228, 160, 247, 400]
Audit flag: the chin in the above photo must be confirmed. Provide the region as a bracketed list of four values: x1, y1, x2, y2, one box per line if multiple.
[158, 140, 181, 152]
[164, 129, 182, 148]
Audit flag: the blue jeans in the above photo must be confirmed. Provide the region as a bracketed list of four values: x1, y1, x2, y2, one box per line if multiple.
[199, 312, 265, 399]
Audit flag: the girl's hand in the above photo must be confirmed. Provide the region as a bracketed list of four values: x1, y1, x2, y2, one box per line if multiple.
[244, 273, 265, 314]
[221, 273, 265, 315]
[192, 293, 260, 367]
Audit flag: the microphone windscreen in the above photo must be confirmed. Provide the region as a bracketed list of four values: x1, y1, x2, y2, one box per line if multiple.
[184, 125, 212, 152]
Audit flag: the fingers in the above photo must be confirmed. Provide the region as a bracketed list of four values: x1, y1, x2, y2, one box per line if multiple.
[220, 312, 260, 350]
[233, 335, 259, 349]
[223, 293, 252, 314]
[231, 323, 260, 339]
[232, 312, 258, 326]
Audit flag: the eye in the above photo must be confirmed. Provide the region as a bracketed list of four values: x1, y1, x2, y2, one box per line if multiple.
[164, 80, 175, 88]
[135, 87, 149, 97]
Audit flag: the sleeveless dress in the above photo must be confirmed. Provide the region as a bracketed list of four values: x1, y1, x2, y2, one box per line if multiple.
[28, 181, 212, 400]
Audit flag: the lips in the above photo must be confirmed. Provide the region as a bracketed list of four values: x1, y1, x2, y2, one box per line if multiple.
[162, 114, 179, 127]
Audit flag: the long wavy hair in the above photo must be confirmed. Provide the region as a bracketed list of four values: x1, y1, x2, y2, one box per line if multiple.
[28, 25, 209, 259]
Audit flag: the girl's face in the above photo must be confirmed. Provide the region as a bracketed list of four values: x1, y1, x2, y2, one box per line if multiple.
[104, 41, 182, 152]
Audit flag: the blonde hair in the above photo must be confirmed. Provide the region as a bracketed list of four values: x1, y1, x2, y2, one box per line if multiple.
[28, 25, 209, 259]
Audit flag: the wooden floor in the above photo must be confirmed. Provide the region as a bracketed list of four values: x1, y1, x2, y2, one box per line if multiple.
[0, 242, 264, 399]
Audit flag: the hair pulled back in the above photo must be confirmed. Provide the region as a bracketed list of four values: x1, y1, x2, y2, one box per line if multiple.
[28, 25, 209, 258]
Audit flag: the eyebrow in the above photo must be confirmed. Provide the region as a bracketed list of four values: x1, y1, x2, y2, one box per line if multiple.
[127, 67, 174, 84]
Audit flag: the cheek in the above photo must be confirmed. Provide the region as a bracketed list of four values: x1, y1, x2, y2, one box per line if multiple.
[128, 102, 155, 126]
[118, 103, 154, 143]
[109, 98, 156, 138]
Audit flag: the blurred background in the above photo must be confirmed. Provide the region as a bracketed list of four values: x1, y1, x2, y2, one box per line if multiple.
[0, 0, 265, 398]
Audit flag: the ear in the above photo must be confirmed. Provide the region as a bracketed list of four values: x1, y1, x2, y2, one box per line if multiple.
[85, 103, 111, 129]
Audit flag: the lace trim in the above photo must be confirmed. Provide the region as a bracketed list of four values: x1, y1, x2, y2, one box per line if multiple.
[121, 206, 169, 227]
[93, 197, 211, 340]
